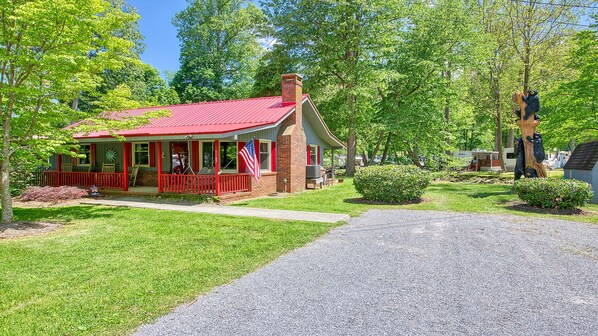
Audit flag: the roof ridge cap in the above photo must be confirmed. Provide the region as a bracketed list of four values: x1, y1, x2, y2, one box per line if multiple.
[127, 96, 284, 111]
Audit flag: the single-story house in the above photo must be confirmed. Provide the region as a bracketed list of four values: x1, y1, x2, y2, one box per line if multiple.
[564, 141, 598, 204]
[41, 74, 345, 200]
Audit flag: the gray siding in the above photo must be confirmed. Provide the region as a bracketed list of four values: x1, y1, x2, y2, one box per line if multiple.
[566, 167, 597, 204]
[94, 142, 125, 172]
[303, 114, 331, 165]
[50, 141, 162, 173]
[238, 127, 280, 142]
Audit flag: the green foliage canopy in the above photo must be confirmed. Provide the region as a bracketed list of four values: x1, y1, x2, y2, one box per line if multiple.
[172, 0, 269, 102]
[542, 23, 598, 147]
[0, 0, 166, 223]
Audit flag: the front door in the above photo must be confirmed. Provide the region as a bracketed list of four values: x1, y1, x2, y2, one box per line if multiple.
[170, 142, 189, 174]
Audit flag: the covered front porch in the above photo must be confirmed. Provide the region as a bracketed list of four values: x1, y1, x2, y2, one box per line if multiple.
[40, 140, 252, 196]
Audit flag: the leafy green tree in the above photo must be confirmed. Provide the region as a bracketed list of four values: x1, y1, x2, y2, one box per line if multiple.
[0, 0, 161, 224]
[467, 0, 520, 169]
[264, 0, 403, 175]
[380, 0, 478, 167]
[74, 0, 179, 111]
[172, 0, 268, 102]
[542, 22, 597, 147]
[251, 43, 296, 97]
[507, 0, 585, 93]
[92, 61, 180, 109]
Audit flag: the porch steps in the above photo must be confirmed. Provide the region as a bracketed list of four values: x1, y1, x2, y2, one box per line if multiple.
[218, 192, 253, 204]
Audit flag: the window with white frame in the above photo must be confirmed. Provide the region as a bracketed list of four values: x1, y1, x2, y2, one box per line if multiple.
[309, 145, 318, 165]
[133, 143, 150, 166]
[259, 140, 271, 171]
[78, 145, 91, 166]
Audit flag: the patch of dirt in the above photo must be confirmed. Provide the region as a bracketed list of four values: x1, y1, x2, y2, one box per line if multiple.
[435, 175, 513, 185]
[12, 199, 84, 208]
[0, 221, 62, 240]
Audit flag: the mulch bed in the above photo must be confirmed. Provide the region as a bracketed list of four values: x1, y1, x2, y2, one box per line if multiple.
[506, 201, 596, 216]
[0, 221, 62, 240]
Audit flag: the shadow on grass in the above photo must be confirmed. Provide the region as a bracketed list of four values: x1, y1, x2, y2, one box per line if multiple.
[343, 197, 424, 206]
[469, 191, 514, 199]
[13, 205, 128, 224]
[505, 203, 584, 216]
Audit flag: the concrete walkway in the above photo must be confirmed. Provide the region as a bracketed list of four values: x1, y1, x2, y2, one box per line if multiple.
[81, 199, 349, 223]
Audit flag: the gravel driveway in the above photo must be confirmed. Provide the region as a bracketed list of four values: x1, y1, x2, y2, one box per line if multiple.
[135, 210, 598, 336]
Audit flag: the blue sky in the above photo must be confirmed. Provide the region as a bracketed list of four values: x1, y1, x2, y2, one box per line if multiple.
[128, 0, 188, 76]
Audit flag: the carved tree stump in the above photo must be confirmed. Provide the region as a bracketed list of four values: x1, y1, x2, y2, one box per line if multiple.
[513, 92, 547, 178]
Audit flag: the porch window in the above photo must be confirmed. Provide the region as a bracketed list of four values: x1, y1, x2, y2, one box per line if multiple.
[309, 145, 318, 165]
[78, 145, 91, 166]
[220, 142, 237, 172]
[133, 142, 150, 167]
[259, 140, 271, 171]
[201, 141, 214, 168]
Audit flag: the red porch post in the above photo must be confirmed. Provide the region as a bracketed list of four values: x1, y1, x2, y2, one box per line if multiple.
[57, 155, 62, 186]
[157, 141, 163, 193]
[214, 140, 221, 196]
[122, 143, 129, 191]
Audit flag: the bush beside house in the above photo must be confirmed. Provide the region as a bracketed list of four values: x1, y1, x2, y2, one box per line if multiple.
[354, 165, 431, 203]
[513, 178, 593, 210]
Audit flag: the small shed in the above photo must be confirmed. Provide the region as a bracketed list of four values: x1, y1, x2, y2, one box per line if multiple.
[468, 150, 501, 172]
[564, 141, 598, 204]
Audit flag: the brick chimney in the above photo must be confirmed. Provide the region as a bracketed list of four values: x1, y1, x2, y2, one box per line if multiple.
[282, 73, 302, 105]
[277, 73, 306, 193]
[281, 73, 303, 127]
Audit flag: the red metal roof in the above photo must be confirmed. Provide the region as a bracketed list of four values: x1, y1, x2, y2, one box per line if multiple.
[74, 95, 308, 139]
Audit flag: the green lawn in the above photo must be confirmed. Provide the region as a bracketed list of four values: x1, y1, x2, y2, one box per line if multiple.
[0, 206, 337, 335]
[234, 179, 598, 224]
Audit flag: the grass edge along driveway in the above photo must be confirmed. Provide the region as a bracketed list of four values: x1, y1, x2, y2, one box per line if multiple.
[233, 179, 598, 224]
[0, 205, 339, 335]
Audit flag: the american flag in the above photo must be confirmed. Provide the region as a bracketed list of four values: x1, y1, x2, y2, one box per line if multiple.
[239, 140, 260, 181]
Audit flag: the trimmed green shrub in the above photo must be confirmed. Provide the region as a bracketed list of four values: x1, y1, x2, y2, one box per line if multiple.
[513, 178, 593, 210]
[354, 165, 431, 203]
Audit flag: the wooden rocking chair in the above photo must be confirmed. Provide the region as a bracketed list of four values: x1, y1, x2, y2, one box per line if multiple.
[129, 164, 140, 187]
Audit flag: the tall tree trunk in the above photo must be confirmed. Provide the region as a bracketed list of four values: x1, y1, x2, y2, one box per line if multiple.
[1, 103, 13, 224]
[368, 130, 384, 165]
[346, 129, 357, 176]
[407, 147, 424, 169]
[494, 102, 507, 171]
[380, 132, 392, 164]
[491, 71, 507, 171]
[0, 158, 11, 225]
[569, 138, 576, 151]
[345, 93, 357, 176]
[71, 97, 79, 110]
[362, 151, 369, 167]
[507, 127, 514, 148]
[444, 66, 452, 156]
